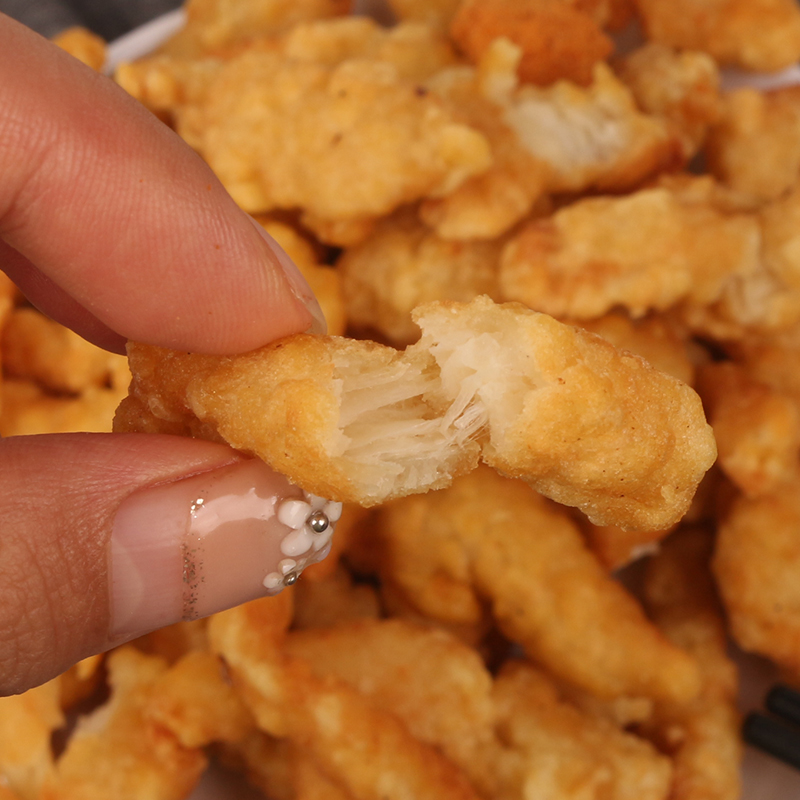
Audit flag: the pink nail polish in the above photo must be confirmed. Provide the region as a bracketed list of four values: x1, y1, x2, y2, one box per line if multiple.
[247, 215, 327, 335]
[109, 460, 341, 641]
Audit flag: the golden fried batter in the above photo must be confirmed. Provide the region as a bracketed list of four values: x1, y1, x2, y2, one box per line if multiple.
[51, 27, 106, 71]
[450, 0, 613, 87]
[374, 468, 702, 705]
[713, 481, 800, 674]
[499, 183, 759, 320]
[705, 87, 800, 204]
[117, 296, 716, 530]
[339, 209, 504, 344]
[616, 43, 722, 160]
[634, 0, 800, 72]
[643, 528, 742, 800]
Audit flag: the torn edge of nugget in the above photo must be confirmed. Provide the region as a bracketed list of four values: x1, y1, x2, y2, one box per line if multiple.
[117, 296, 716, 531]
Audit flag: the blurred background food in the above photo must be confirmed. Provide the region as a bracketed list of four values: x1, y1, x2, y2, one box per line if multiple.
[4, 0, 800, 797]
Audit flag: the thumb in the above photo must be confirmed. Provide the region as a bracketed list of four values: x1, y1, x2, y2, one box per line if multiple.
[0, 433, 339, 696]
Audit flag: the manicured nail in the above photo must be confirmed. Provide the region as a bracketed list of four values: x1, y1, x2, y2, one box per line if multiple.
[248, 215, 327, 335]
[109, 459, 341, 641]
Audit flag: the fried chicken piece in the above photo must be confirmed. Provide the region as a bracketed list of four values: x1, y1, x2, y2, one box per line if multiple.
[633, 0, 800, 72]
[422, 45, 681, 240]
[643, 528, 742, 800]
[39, 648, 207, 800]
[208, 597, 482, 800]
[375, 469, 701, 705]
[450, 0, 613, 87]
[581, 521, 671, 571]
[697, 361, 800, 497]
[161, 0, 351, 56]
[339, 209, 504, 344]
[499, 183, 760, 320]
[684, 183, 800, 339]
[705, 87, 800, 205]
[178, 50, 490, 240]
[2, 308, 128, 395]
[386, 0, 462, 30]
[51, 27, 106, 71]
[286, 618, 672, 800]
[616, 43, 722, 160]
[713, 481, 800, 674]
[0, 680, 62, 799]
[490, 661, 672, 800]
[117, 295, 716, 530]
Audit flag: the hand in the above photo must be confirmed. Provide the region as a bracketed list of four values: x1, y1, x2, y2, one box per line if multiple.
[0, 13, 327, 695]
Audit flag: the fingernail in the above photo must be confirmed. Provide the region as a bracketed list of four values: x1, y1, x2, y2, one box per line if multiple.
[109, 460, 341, 641]
[248, 216, 327, 335]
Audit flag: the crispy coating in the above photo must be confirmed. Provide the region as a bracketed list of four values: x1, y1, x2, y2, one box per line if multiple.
[2, 308, 128, 395]
[339, 210, 504, 344]
[697, 361, 800, 497]
[422, 49, 681, 240]
[117, 296, 716, 529]
[490, 661, 672, 800]
[176, 49, 491, 235]
[581, 521, 672, 571]
[616, 43, 722, 160]
[208, 598, 483, 800]
[499, 184, 760, 320]
[643, 529, 742, 800]
[0, 680, 61, 799]
[375, 468, 702, 705]
[40, 647, 206, 800]
[161, 0, 351, 56]
[704, 87, 800, 204]
[713, 481, 800, 674]
[51, 27, 106, 71]
[450, 0, 613, 87]
[633, 0, 800, 72]
[286, 618, 672, 800]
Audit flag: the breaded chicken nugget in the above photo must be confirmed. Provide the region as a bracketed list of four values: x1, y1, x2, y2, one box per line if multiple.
[375, 469, 702, 705]
[499, 184, 760, 320]
[39, 648, 207, 800]
[713, 482, 800, 674]
[450, 0, 613, 87]
[161, 0, 351, 56]
[52, 26, 106, 71]
[339, 209, 504, 344]
[616, 43, 722, 160]
[643, 528, 742, 800]
[491, 661, 672, 800]
[697, 361, 800, 497]
[117, 296, 716, 530]
[634, 0, 800, 72]
[208, 598, 482, 800]
[705, 87, 800, 204]
[179, 50, 491, 238]
[422, 48, 681, 240]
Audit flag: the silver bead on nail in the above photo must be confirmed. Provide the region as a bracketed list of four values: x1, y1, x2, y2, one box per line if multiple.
[308, 510, 330, 534]
[283, 572, 299, 586]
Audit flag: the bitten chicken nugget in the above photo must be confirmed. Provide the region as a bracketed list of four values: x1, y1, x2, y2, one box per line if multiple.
[375, 468, 702, 705]
[616, 43, 722, 160]
[422, 46, 681, 240]
[634, 0, 800, 72]
[705, 87, 800, 204]
[643, 528, 742, 800]
[450, 0, 613, 87]
[208, 597, 482, 800]
[697, 361, 800, 497]
[39, 647, 207, 800]
[117, 295, 716, 530]
[177, 49, 491, 240]
[499, 183, 759, 320]
[339, 209, 504, 344]
[713, 481, 800, 674]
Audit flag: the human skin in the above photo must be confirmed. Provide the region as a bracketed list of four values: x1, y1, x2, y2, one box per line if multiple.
[0, 12, 327, 695]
